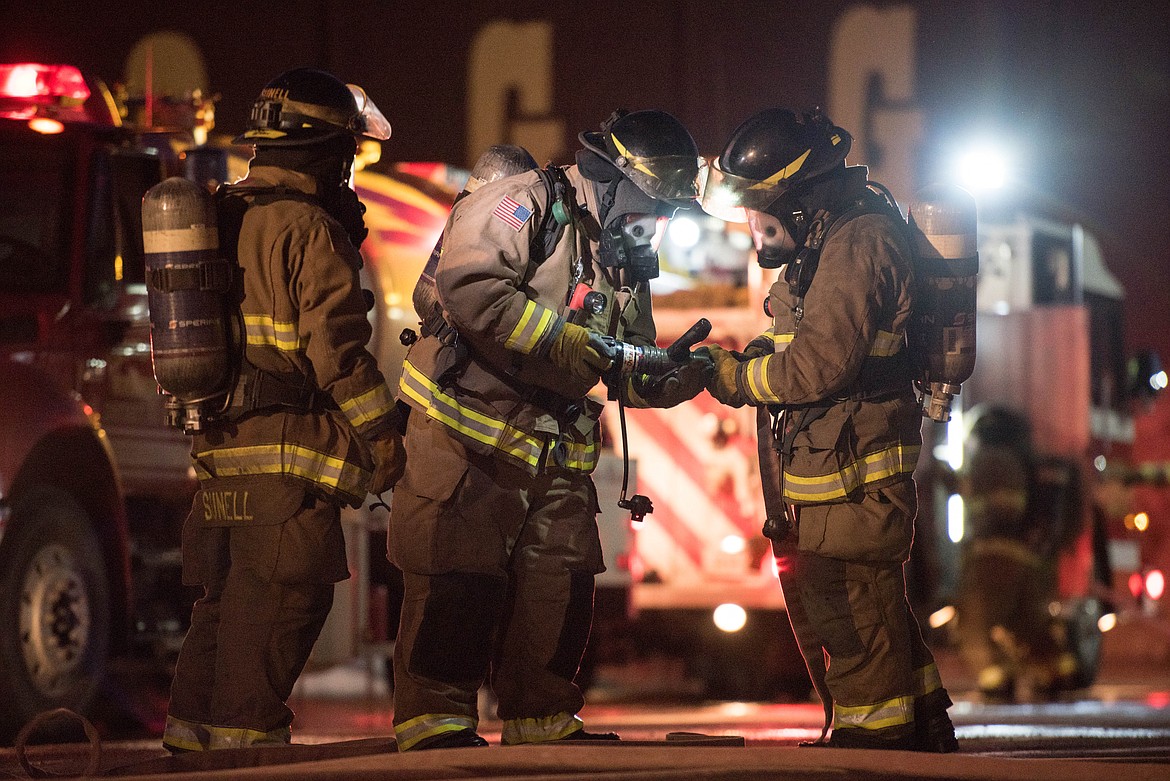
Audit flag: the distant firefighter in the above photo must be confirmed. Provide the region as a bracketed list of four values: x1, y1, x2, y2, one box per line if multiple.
[954, 405, 1090, 701]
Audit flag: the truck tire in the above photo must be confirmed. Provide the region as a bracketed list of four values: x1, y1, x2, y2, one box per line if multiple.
[0, 487, 111, 743]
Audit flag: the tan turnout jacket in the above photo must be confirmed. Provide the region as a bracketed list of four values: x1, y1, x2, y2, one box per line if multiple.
[192, 165, 397, 507]
[398, 165, 655, 475]
[737, 185, 922, 508]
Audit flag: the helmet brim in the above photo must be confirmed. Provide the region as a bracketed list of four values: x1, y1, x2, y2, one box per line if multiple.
[700, 159, 789, 222]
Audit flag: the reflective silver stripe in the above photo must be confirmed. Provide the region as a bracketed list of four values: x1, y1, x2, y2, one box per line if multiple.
[162, 715, 210, 752]
[244, 314, 305, 351]
[742, 354, 778, 404]
[194, 442, 370, 501]
[340, 382, 396, 429]
[834, 694, 914, 730]
[782, 444, 920, 502]
[501, 711, 584, 745]
[395, 713, 477, 751]
[504, 300, 557, 355]
[207, 724, 291, 749]
[399, 360, 544, 468]
[560, 439, 599, 472]
[870, 329, 904, 357]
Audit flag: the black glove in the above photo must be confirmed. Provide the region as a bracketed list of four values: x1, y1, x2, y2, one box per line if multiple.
[630, 352, 714, 409]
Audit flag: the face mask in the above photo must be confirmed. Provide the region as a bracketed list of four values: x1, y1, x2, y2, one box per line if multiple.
[598, 213, 669, 280]
[746, 210, 798, 269]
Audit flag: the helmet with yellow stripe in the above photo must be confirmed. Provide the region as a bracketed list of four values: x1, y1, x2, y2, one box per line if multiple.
[579, 109, 705, 208]
[701, 107, 851, 223]
[234, 67, 391, 147]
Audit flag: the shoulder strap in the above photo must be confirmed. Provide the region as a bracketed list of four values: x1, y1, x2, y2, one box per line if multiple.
[531, 165, 574, 263]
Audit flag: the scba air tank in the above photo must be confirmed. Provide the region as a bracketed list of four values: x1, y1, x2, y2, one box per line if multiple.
[907, 184, 979, 422]
[411, 145, 539, 327]
[142, 177, 235, 433]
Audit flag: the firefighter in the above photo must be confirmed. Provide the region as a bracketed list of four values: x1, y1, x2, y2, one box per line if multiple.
[953, 405, 1082, 700]
[699, 107, 959, 751]
[388, 110, 710, 750]
[162, 68, 404, 752]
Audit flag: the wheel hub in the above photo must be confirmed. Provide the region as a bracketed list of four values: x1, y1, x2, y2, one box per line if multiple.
[19, 544, 91, 698]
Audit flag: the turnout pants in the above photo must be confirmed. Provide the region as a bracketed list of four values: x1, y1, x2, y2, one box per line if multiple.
[955, 536, 1070, 696]
[163, 480, 348, 751]
[388, 413, 604, 750]
[776, 483, 952, 746]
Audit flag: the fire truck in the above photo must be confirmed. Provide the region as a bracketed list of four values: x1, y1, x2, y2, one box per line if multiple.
[913, 206, 1167, 684]
[0, 61, 449, 740]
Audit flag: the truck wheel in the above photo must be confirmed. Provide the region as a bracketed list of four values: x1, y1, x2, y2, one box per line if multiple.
[0, 488, 111, 743]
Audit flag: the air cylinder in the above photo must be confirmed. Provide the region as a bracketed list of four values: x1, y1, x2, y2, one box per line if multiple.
[907, 184, 979, 422]
[142, 177, 233, 432]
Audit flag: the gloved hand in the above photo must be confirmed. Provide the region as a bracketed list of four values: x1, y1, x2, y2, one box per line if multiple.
[734, 333, 775, 361]
[631, 353, 715, 409]
[547, 322, 612, 386]
[369, 430, 406, 495]
[704, 344, 747, 407]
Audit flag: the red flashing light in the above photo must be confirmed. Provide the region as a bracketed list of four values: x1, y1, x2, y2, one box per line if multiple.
[1128, 571, 1144, 599]
[0, 63, 89, 102]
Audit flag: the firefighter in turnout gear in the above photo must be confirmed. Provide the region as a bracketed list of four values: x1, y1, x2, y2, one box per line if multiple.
[699, 107, 959, 752]
[162, 68, 402, 752]
[389, 110, 710, 750]
[953, 405, 1084, 701]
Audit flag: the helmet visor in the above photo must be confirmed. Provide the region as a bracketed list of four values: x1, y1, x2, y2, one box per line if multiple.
[346, 85, 392, 140]
[699, 158, 789, 223]
[617, 154, 708, 205]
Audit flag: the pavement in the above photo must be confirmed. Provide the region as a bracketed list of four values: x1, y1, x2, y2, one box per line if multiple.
[1, 615, 1167, 780]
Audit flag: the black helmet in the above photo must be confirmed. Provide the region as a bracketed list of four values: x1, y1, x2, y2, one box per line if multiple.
[579, 109, 705, 207]
[701, 107, 851, 222]
[234, 67, 391, 147]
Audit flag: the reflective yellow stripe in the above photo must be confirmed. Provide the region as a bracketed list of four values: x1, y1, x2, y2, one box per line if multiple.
[770, 331, 793, 350]
[194, 442, 370, 500]
[611, 135, 656, 179]
[915, 662, 943, 697]
[207, 724, 290, 749]
[834, 694, 914, 730]
[504, 299, 557, 354]
[782, 444, 920, 502]
[340, 382, 396, 429]
[395, 713, 477, 752]
[501, 711, 584, 745]
[753, 148, 811, 188]
[163, 716, 290, 751]
[400, 360, 544, 468]
[870, 329, 904, 357]
[560, 439, 600, 472]
[244, 314, 306, 351]
[743, 354, 778, 404]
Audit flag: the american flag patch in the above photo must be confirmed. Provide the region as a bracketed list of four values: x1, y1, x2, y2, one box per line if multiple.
[493, 196, 533, 231]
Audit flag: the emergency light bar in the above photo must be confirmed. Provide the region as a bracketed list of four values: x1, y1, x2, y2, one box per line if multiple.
[0, 62, 112, 125]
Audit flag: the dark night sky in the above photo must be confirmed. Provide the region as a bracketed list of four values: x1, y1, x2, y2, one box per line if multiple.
[2, 0, 1169, 370]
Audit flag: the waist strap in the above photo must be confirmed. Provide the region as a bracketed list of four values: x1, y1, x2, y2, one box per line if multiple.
[230, 365, 337, 417]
